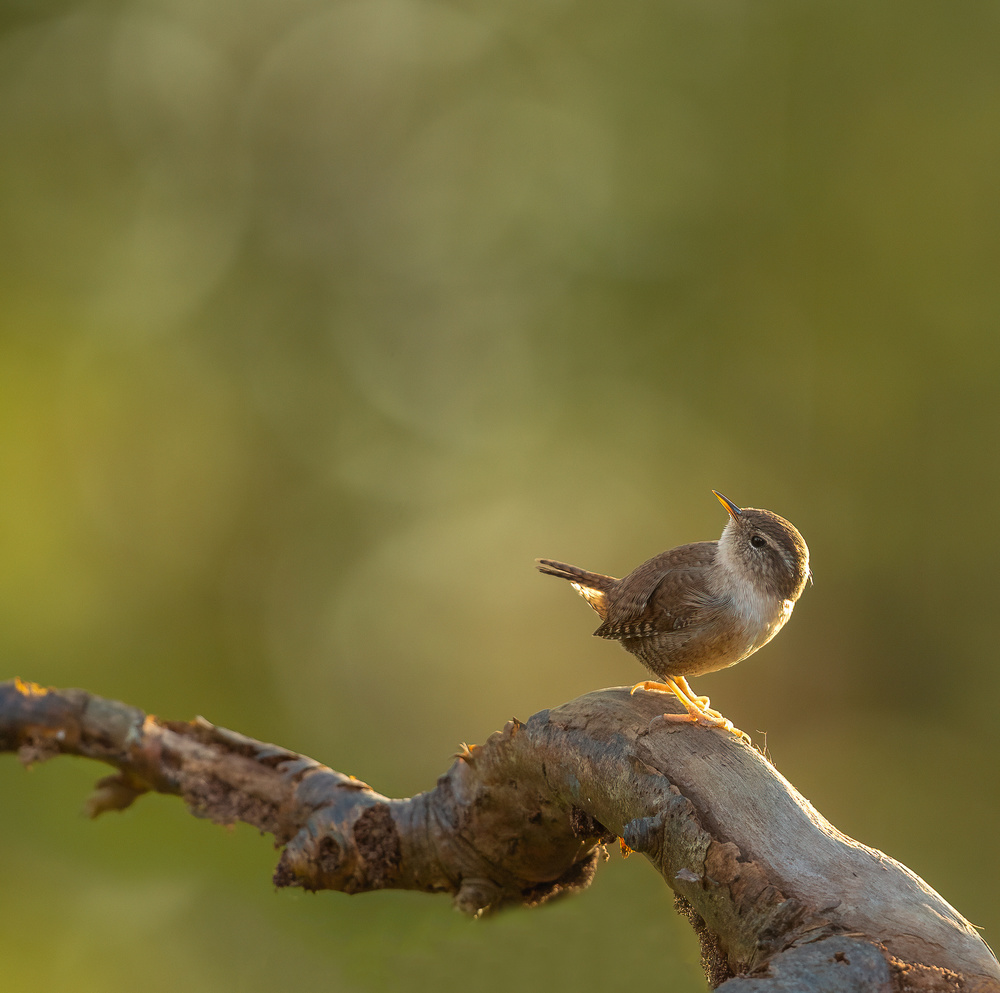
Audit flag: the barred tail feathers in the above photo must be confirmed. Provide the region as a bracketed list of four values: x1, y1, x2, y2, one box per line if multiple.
[535, 558, 615, 618]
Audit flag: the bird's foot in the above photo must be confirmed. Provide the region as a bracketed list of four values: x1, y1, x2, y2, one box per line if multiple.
[657, 709, 752, 745]
[630, 678, 720, 716]
[672, 675, 726, 719]
[632, 678, 751, 744]
[630, 679, 675, 696]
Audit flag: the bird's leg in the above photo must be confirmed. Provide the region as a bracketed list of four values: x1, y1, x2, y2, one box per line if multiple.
[630, 677, 713, 713]
[673, 676, 723, 718]
[630, 678, 750, 745]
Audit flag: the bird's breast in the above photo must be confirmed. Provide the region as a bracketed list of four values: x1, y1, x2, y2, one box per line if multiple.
[731, 592, 795, 657]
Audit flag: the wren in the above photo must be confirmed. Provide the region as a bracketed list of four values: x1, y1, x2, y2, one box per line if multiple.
[536, 491, 810, 738]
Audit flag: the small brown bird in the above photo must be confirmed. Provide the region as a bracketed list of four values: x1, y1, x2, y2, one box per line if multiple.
[536, 491, 810, 737]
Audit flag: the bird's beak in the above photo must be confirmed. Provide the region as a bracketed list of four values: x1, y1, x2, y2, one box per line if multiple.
[712, 490, 742, 519]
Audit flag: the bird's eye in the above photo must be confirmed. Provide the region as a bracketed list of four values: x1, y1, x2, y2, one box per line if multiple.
[750, 534, 766, 549]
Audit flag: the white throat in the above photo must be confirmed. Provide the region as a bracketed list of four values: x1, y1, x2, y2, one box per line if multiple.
[715, 523, 793, 646]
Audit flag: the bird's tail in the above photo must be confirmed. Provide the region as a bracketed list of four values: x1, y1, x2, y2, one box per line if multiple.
[534, 559, 614, 589]
[535, 558, 617, 617]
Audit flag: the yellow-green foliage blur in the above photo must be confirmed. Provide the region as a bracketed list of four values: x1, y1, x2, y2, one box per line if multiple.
[1, 2, 998, 990]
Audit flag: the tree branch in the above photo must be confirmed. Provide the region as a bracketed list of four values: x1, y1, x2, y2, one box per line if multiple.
[1, 677, 996, 991]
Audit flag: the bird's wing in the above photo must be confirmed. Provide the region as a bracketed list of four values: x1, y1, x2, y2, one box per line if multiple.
[593, 542, 722, 640]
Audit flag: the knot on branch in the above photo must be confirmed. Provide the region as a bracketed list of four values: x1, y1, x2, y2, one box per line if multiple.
[273, 770, 395, 894]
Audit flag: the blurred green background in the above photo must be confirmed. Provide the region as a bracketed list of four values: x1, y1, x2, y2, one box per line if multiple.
[2, 1, 999, 989]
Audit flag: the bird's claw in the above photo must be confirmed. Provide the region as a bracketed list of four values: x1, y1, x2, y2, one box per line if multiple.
[654, 710, 752, 745]
[632, 677, 751, 744]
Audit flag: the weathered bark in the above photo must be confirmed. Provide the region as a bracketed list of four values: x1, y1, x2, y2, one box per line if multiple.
[0, 677, 995, 991]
